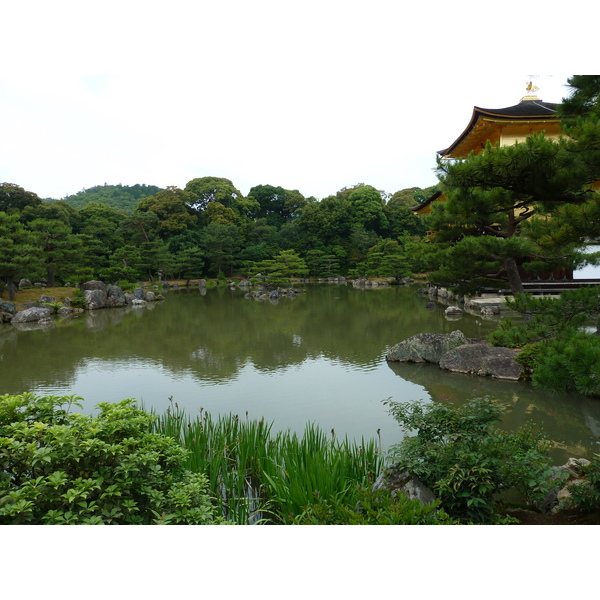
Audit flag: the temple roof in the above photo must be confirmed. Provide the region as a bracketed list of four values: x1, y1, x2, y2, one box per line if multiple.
[438, 99, 559, 158]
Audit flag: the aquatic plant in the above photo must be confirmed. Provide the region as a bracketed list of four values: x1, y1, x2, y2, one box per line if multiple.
[152, 402, 384, 524]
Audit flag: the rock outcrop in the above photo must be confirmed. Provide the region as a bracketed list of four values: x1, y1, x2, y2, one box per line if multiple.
[11, 306, 52, 324]
[4, 280, 164, 328]
[542, 458, 592, 514]
[439, 342, 525, 381]
[386, 330, 525, 381]
[386, 330, 469, 364]
[84, 289, 106, 310]
[106, 285, 127, 308]
[372, 465, 436, 505]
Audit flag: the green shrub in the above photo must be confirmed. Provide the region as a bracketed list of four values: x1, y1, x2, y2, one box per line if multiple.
[41, 301, 63, 313]
[0, 394, 224, 525]
[569, 454, 600, 511]
[488, 288, 600, 396]
[530, 333, 600, 396]
[292, 485, 456, 525]
[69, 288, 86, 309]
[386, 397, 554, 523]
[514, 343, 542, 375]
[117, 281, 136, 293]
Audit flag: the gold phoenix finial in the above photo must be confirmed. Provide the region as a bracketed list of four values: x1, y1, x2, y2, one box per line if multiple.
[526, 80, 540, 94]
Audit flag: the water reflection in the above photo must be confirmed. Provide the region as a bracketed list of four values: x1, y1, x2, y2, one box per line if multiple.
[1, 284, 599, 461]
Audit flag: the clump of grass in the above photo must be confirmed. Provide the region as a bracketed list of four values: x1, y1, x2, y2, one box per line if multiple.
[151, 401, 384, 524]
[259, 426, 383, 523]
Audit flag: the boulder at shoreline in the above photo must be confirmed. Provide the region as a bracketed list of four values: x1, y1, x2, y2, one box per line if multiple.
[386, 330, 525, 381]
[386, 330, 469, 364]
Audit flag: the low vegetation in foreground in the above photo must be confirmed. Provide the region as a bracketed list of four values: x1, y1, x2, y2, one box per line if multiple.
[2, 393, 600, 525]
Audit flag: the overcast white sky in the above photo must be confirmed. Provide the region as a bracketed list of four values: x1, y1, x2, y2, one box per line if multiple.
[0, 2, 593, 202]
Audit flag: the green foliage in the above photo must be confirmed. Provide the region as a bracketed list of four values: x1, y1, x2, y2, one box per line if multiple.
[386, 397, 554, 523]
[513, 343, 541, 373]
[529, 333, 600, 396]
[59, 183, 163, 212]
[153, 406, 383, 524]
[292, 485, 455, 525]
[185, 176, 243, 212]
[257, 249, 309, 285]
[0, 211, 45, 299]
[0, 394, 223, 525]
[488, 288, 600, 396]
[247, 184, 306, 227]
[0, 183, 43, 214]
[199, 223, 242, 276]
[2, 176, 428, 287]
[489, 287, 600, 346]
[558, 75, 600, 123]
[41, 301, 63, 313]
[569, 454, 600, 511]
[353, 238, 410, 279]
[137, 187, 198, 239]
[347, 185, 389, 234]
[29, 218, 83, 286]
[304, 246, 344, 278]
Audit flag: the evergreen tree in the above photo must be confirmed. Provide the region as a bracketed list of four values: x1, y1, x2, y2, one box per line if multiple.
[28, 218, 82, 286]
[199, 223, 242, 276]
[0, 183, 42, 214]
[0, 212, 44, 299]
[257, 249, 309, 285]
[533, 76, 600, 252]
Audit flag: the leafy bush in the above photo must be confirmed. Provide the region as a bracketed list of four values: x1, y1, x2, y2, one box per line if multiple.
[386, 397, 554, 523]
[68, 288, 86, 309]
[41, 301, 63, 313]
[292, 485, 456, 525]
[569, 454, 600, 511]
[0, 394, 223, 525]
[514, 343, 542, 374]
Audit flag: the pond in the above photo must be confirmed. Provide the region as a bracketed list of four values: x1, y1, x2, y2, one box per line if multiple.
[2, 283, 600, 463]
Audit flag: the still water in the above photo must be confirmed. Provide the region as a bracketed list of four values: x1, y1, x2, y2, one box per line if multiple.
[2, 284, 600, 462]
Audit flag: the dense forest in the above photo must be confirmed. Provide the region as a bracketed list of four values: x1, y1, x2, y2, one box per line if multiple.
[1, 177, 434, 299]
[58, 183, 163, 211]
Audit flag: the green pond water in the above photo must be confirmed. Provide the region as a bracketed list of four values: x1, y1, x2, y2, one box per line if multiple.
[2, 284, 599, 463]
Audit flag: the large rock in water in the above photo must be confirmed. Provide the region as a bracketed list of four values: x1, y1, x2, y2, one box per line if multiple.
[439, 342, 524, 380]
[84, 289, 106, 310]
[106, 285, 126, 308]
[386, 330, 469, 364]
[0, 301, 16, 315]
[11, 306, 52, 323]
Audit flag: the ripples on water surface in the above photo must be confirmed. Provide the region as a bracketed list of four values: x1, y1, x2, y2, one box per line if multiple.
[2, 284, 599, 462]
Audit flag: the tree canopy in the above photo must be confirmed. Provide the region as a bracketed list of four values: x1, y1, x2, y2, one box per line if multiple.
[60, 183, 162, 212]
[1, 175, 433, 289]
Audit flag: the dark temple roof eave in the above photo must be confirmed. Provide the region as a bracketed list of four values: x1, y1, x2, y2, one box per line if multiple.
[438, 100, 560, 157]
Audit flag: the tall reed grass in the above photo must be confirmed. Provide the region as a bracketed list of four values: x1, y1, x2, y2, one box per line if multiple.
[151, 401, 384, 524]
